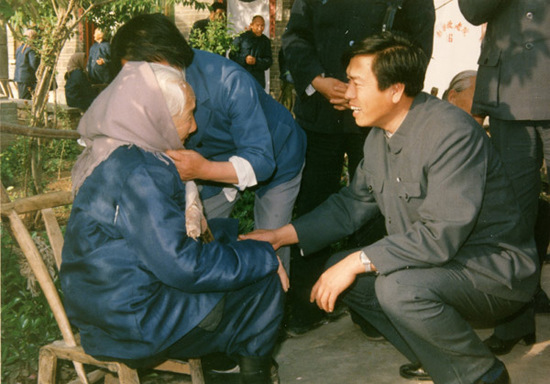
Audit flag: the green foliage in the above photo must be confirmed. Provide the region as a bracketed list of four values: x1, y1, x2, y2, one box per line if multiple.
[4, 1, 209, 39]
[85, 0, 210, 34]
[189, 15, 237, 56]
[1, 227, 62, 384]
[0, 135, 82, 191]
[231, 189, 256, 234]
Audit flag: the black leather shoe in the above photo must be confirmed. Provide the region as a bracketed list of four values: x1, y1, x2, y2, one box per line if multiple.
[350, 310, 386, 342]
[399, 363, 432, 381]
[284, 317, 327, 337]
[483, 333, 536, 355]
[475, 360, 510, 384]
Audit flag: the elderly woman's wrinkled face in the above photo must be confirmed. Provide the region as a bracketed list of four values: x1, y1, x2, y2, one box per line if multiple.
[172, 84, 197, 143]
[448, 76, 476, 115]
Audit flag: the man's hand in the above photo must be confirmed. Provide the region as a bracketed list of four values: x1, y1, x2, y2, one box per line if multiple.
[245, 55, 256, 65]
[310, 251, 366, 313]
[277, 256, 290, 292]
[96, 58, 105, 65]
[311, 76, 349, 111]
[166, 149, 209, 181]
[239, 224, 299, 251]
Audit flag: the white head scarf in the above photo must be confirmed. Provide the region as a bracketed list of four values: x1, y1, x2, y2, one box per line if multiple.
[71, 61, 184, 193]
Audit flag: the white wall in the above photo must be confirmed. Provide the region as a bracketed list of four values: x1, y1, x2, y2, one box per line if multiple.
[423, 0, 482, 97]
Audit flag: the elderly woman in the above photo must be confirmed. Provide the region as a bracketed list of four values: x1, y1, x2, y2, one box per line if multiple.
[442, 70, 483, 126]
[60, 61, 285, 384]
[64, 52, 97, 111]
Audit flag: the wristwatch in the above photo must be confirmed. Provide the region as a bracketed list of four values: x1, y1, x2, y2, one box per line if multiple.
[359, 250, 374, 273]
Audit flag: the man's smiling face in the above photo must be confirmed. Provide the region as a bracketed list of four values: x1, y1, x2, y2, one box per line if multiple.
[345, 55, 398, 131]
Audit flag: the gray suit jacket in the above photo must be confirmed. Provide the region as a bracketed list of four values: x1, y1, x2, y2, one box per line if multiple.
[293, 93, 538, 302]
[458, 0, 550, 120]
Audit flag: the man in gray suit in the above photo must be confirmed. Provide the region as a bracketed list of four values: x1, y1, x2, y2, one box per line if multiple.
[241, 33, 538, 384]
[458, 0, 550, 356]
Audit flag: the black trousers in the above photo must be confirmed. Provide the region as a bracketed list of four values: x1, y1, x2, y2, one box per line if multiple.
[288, 129, 368, 326]
[490, 118, 550, 340]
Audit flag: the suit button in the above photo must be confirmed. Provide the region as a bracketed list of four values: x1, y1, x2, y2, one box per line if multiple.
[368, 185, 373, 192]
[526, 12, 533, 20]
[396, 177, 401, 182]
[525, 42, 534, 50]
[196, 142, 203, 148]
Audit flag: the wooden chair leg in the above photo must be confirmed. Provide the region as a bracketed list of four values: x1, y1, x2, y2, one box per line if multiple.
[103, 372, 119, 384]
[188, 358, 205, 384]
[116, 363, 140, 384]
[38, 348, 58, 384]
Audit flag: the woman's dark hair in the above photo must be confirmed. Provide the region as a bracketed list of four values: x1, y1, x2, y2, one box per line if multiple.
[342, 32, 428, 97]
[111, 13, 194, 76]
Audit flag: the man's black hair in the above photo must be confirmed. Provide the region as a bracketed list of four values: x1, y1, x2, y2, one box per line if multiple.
[111, 13, 194, 76]
[342, 32, 428, 97]
[211, 2, 226, 12]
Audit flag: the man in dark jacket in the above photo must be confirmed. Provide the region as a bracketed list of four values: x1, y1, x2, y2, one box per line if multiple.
[14, 29, 39, 100]
[281, 0, 435, 336]
[458, 0, 550, 357]
[230, 15, 273, 89]
[190, 1, 227, 37]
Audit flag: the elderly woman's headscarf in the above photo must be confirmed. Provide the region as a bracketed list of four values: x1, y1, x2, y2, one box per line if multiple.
[66, 52, 87, 74]
[71, 61, 184, 193]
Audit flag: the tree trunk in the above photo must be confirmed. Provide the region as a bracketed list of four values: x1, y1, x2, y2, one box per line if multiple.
[28, 4, 74, 193]
[0, 21, 8, 80]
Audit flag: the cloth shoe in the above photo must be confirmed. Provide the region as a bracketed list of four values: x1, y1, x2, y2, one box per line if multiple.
[238, 356, 275, 384]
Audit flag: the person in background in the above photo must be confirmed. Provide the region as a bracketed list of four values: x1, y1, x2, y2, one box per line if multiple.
[14, 29, 39, 100]
[281, 0, 435, 336]
[61, 60, 285, 384]
[459, 0, 550, 356]
[242, 32, 537, 384]
[442, 70, 483, 126]
[87, 28, 113, 86]
[190, 1, 226, 37]
[229, 15, 272, 89]
[64, 52, 97, 111]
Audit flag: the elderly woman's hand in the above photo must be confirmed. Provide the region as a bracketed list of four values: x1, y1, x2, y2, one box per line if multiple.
[277, 256, 290, 292]
[166, 149, 209, 181]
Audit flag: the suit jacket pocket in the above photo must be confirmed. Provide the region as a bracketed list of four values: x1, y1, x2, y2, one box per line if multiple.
[396, 181, 422, 202]
[475, 48, 501, 108]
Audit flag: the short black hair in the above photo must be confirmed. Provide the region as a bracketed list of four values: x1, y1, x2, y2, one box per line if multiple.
[342, 32, 428, 97]
[211, 2, 226, 12]
[111, 13, 194, 76]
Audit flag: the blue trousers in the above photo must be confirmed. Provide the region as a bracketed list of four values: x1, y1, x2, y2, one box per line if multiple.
[108, 273, 284, 369]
